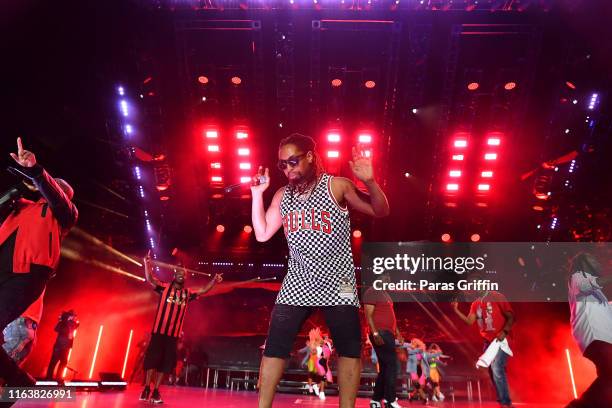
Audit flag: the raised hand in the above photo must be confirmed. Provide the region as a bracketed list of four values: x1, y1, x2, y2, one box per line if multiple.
[10, 137, 37, 168]
[144, 249, 152, 264]
[250, 166, 270, 194]
[349, 145, 373, 183]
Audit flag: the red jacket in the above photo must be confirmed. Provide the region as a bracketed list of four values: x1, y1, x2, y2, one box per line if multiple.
[0, 165, 78, 274]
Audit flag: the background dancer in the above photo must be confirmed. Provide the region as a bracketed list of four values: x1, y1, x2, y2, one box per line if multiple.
[139, 252, 222, 404]
[45, 309, 79, 380]
[451, 286, 515, 407]
[251, 133, 390, 408]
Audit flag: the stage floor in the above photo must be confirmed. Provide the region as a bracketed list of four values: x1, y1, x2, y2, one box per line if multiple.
[15, 386, 566, 407]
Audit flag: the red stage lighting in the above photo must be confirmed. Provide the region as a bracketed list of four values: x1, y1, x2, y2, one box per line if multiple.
[244, 225, 253, 233]
[240, 176, 251, 183]
[565, 81, 576, 90]
[481, 171, 493, 178]
[238, 148, 250, 156]
[211, 176, 223, 183]
[452, 154, 464, 161]
[216, 224, 225, 233]
[446, 183, 459, 191]
[171, 248, 179, 256]
[449, 170, 462, 178]
[358, 133, 372, 143]
[441, 233, 451, 242]
[198, 76, 209, 84]
[239, 162, 251, 170]
[205, 130, 218, 138]
[327, 133, 341, 143]
[363, 149, 372, 158]
[231, 76, 242, 85]
[160, 196, 170, 201]
[484, 153, 498, 161]
[236, 131, 248, 139]
[327, 150, 340, 158]
[471, 233, 481, 242]
[454, 139, 468, 148]
[504, 82, 517, 90]
[207, 145, 220, 152]
[467, 82, 479, 91]
[353, 230, 362, 238]
[477, 183, 490, 191]
[365, 80, 376, 89]
[331, 78, 342, 87]
[487, 137, 501, 146]
[211, 162, 221, 169]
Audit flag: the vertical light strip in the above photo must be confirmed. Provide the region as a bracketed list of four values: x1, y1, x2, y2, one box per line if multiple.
[62, 329, 78, 379]
[88, 325, 104, 379]
[565, 348, 578, 399]
[121, 330, 134, 379]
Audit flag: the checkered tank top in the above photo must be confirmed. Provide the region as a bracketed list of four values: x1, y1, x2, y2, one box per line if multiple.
[277, 173, 359, 307]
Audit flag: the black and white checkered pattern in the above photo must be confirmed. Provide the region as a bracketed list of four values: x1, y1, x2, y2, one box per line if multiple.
[277, 173, 359, 307]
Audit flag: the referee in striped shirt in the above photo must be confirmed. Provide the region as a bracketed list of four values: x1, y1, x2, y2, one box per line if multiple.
[140, 251, 222, 404]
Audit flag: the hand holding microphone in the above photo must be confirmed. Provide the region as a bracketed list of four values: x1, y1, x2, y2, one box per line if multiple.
[223, 166, 269, 193]
[250, 166, 270, 194]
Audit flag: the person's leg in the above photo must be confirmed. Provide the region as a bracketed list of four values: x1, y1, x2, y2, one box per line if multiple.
[371, 341, 386, 402]
[154, 371, 164, 389]
[259, 304, 311, 408]
[145, 369, 155, 387]
[0, 273, 46, 384]
[46, 348, 60, 379]
[56, 348, 69, 379]
[323, 305, 362, 408]
[373, 331, 398, 403]
[490, 350, 511, 405]
[2, 319, 27, 363]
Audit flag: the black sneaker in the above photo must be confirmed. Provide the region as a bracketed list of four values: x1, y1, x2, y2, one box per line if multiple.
[151, 389, 163, 404]
[139, 386, 150, 401]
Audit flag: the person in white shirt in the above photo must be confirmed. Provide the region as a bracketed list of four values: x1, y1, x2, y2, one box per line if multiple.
[566, 252, 612, 408]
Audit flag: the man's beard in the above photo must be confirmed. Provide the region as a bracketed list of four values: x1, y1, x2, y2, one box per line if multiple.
[288, 167, 315, 187]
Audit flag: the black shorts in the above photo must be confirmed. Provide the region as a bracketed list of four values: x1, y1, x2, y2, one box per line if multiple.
[143, 334, 178, 374]
[263, 304, 361, 359]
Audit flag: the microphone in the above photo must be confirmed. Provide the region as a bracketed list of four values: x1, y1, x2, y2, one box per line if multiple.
[224, 175, 268, 193]
[0, 186, 21, 208]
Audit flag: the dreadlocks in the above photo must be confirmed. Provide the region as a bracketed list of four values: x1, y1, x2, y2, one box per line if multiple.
[279, 133, 325, 199]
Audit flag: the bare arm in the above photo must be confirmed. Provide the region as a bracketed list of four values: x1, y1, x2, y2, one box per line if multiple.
[193, 274, 223, 299]
[365, 303, 385, 345]
[335, 177, 389, 217]
[341, 146, 390, 217]
[251, 185, 284, 242]
[143, 252, 163, 288]
[451, 301, 476, 325]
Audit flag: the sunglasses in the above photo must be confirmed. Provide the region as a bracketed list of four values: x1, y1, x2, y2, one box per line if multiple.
[277, 153, 307, 170]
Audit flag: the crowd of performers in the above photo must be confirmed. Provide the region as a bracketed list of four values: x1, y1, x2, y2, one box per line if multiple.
[294, 328, 452, 405]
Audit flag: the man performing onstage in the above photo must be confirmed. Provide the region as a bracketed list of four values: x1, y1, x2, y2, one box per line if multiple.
[452, 288, 515, 407]
[251, 133, 390, 408]
[0, 137, 78, 390]
[45, 310, 79, 380]
[139, 252, 223, 404]
[364, 272, 404, 408]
